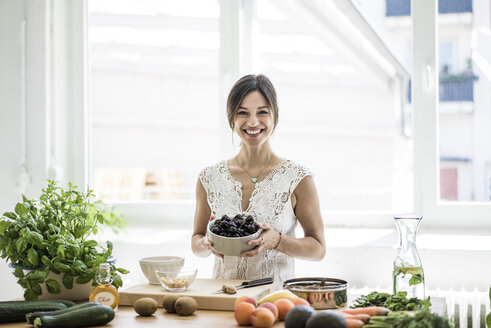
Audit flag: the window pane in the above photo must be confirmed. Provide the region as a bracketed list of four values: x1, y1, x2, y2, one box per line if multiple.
[256, 0, 413, 212]
[437, 0, 490, 202]
[88, 0, 220, 201]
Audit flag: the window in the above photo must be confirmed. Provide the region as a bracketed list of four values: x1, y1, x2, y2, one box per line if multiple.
[79, 0, 491, 227]
[88, 0, 221, 202]
[254, 0, 412, 215]
[412, 0, 491, 226]
[437, 0, 491, 203]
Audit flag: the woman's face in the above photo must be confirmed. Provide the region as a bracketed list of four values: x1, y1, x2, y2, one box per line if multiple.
[233, 91, 274, 148]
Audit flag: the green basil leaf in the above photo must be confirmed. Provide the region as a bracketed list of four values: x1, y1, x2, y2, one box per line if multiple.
[0, 221, 7, 234]
[27, 248, 39, 267]
[15, 203, 28, 216]
[24, 288, 39, 301]
[15, 238, 28, 253]
[45, 279, 61, 294]
[106, 240, 113, 253]
[62, 273, 73, 289]
[27, 269, 49, 283]
[486, 312, 491, 328]
[3, 211, 18, 220]
[113, 273, 122, 288]
[72, 260, 87, 275]
[68, 245, 79, 258]
[13, 265, 25, 278]
[30, 282, 42, 296]
[28, 231, 44, 246]
[41, 255, 52, 267]
[116, 267, 129, 274]
[53, 262, 71, 272]
[17, 277, 29, 288]
[56, 245, 65, 260]
[75, 273, 93, 285]
[84, 240, 98, 247]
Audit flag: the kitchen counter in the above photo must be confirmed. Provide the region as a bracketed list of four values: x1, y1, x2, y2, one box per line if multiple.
[0, 306, 282, 328]
[1, 297, 445, 328]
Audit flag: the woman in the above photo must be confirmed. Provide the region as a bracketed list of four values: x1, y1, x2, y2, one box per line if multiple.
[191, 74, 325, 289]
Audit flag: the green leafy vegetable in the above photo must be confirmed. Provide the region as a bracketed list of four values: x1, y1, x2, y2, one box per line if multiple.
[408, 274, 424, 286]
[486, 286, 491, 328]
[0, 180, 128, 300]
[351, 291, 431, 311]
[364, 308, 453, 328]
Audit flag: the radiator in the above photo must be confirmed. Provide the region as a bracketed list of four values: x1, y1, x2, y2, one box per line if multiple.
[349, 287, 489, 328]
[432, 288, 489, 328]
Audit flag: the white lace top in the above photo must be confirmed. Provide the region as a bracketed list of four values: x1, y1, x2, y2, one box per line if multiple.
[199, 159, 313, 290]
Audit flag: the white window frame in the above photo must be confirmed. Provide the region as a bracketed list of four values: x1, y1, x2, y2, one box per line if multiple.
[412, 0, 491, 229]
[41, 0, 491, 229]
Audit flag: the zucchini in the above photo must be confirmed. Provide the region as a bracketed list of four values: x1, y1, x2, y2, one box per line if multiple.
[26, 302, 100, 324]
[34, 304, 115, 328]
[0, 300, 75, 323]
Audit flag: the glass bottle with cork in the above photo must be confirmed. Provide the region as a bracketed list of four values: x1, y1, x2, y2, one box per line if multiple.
[89, 263, 120, 309]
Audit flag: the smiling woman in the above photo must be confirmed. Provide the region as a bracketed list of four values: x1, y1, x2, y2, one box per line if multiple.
[191, 74, 326, 289]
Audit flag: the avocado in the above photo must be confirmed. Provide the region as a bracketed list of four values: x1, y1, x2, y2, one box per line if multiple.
[305, 310, 347, 328]
[285, 305, 316, 328]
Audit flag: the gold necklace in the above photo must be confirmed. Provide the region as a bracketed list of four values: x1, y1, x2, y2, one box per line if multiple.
[236, 155, 274, 184]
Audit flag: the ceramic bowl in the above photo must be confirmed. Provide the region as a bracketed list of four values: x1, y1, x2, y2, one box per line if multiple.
[139, 256, 184, 285]
[155, 267, 197, 292]
[207, 219, 262, 256]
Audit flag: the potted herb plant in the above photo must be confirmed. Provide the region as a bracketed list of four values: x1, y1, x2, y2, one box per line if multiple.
[0, 180, 128, 300]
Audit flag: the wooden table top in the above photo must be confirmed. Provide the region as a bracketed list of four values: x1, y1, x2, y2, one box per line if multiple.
[0, 306, 281, 328]
[1, 297, 445, 327]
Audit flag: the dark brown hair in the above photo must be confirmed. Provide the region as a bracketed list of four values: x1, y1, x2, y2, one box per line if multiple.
[226, 74, 279, 131]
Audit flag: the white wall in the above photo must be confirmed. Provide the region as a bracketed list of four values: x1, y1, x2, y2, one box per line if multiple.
[0, 0, 31, 301]
[0, 1, 24, 214]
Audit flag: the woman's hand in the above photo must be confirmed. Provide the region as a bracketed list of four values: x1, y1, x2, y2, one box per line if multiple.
[205, 215, 224, 259]
[240, 222, 281, 257]
[192, 210, 224, 259]
[199, 235, 224, 259]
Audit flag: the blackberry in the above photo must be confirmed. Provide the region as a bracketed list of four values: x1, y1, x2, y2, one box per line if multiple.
[210, 214, 259, 238]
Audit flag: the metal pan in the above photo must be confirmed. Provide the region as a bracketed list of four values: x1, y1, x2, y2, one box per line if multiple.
[283, 277, 348, 309]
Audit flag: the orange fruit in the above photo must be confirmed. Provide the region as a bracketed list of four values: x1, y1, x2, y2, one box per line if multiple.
[273, 298, 295, 321]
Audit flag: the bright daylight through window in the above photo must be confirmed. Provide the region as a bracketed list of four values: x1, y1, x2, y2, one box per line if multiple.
[88, 0, 414, 219]
[88, 0, 491, 225]
[436, 1, 491, 202]
[88, 0, 220, 202]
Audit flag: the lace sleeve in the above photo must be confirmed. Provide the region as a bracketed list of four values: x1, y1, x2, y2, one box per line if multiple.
[198, 166, 211, 193]
[289, 163, 314, 195]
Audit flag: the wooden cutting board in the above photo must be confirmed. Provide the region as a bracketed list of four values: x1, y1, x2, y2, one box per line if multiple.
[119, 278, 272, 311]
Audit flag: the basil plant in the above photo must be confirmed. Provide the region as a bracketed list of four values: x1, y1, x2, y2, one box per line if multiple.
[0, 180, 128, 300]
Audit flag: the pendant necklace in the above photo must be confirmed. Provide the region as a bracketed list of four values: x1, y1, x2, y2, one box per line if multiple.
[236, 155, 274, 184]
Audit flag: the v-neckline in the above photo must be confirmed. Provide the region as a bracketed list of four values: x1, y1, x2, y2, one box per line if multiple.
[225, 159, 287, 213]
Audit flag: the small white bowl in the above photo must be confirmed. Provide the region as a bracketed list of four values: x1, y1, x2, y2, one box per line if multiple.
[207, 219, 262, 256]
[139, 256, 184, 285]
[155, 267, 197, 292]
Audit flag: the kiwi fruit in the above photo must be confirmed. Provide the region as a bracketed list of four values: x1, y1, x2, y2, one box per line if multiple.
[174, 296, 198, 316]
[134, 297, 158, 316]
[162, 294, 180, 313]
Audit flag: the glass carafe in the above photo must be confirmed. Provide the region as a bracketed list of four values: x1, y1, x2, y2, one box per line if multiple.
[392, 215, 425, 299]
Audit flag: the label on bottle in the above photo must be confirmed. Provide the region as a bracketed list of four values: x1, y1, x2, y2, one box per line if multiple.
[94, 291, 116, 306]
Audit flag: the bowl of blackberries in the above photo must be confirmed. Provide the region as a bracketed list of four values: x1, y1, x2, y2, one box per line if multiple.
[207, 214, 262, 256]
